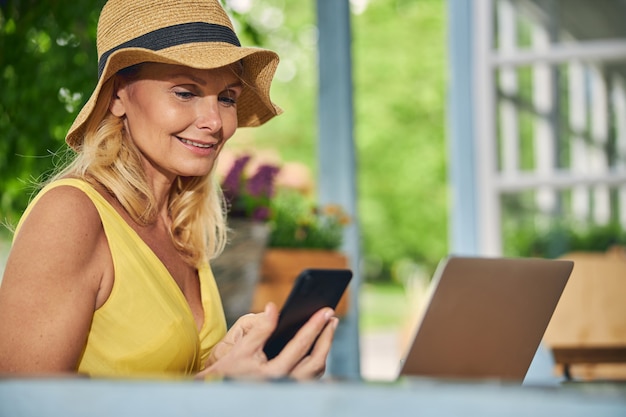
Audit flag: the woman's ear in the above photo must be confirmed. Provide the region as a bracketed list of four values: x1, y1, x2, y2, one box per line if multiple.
[109, 78, 127, 117]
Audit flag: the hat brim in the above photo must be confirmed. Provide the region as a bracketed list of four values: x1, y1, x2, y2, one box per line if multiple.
[66, 43, 282, 149]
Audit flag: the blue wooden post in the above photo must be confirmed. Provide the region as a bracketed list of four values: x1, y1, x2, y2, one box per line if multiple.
[316, 0, 361, 379]
[447, 0, 479, 255]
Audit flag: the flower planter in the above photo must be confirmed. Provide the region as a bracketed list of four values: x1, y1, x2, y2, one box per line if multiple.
[251, 248, 350, 316]
[211, 219, 270, 327]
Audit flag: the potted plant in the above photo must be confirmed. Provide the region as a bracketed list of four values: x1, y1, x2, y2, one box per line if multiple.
[211, 154, 280, 327]
[267, 189, 348, 250]
[251, 189, 351, 315]
[221, 154, 280, 222]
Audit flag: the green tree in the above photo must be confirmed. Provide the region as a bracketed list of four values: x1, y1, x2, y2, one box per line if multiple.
[0, 0, 106, 227]
[352, 0, 448, 280]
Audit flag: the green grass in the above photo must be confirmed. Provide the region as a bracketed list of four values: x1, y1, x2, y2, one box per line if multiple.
[359, 283, 410, 332]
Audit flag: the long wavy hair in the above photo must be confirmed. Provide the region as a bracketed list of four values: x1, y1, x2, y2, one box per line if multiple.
[49, 67, 228, 267]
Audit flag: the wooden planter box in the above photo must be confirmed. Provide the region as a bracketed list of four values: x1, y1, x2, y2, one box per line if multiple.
[543, 247, 626, 381]
[251, 248, 350, 316]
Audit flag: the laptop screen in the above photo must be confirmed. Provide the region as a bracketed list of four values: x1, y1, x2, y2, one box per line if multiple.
[399, 256, 573, 382]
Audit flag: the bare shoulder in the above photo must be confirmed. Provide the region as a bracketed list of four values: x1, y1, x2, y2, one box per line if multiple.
[20, 184, 103, 234]
[8, 183, 110, 294]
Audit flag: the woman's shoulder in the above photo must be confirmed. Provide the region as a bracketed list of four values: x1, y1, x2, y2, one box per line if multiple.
[38, 178, 101, 201]
[17, 178, 104, 241]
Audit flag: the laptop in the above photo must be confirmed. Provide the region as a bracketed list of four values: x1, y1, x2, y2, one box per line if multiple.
[398, 256, 573, 382]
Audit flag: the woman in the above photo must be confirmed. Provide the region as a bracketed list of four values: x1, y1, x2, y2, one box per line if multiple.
[0, 0, 338, 379]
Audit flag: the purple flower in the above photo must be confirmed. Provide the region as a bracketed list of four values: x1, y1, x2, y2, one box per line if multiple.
[222, 155, 251, 204]
[220, 155, 280, 222]
[246, 164, 280, 198]
[252, 206, 271, 221]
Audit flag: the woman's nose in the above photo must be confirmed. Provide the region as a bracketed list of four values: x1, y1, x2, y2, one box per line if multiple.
[195, 97, 222, 132]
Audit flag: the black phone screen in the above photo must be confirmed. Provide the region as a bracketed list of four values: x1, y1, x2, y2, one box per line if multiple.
[263, 268, 352, 360]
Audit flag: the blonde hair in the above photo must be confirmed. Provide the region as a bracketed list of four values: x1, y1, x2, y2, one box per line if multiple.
[50, 75, 228, 267]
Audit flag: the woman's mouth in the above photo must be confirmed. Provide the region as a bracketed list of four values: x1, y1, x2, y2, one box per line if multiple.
[177, 137, 215, 149]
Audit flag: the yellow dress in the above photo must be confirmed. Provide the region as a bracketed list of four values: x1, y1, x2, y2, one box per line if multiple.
[16, 178, 227, 378]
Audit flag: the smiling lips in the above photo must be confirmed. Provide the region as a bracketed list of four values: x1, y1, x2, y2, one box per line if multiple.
[177, 137, 216, 149]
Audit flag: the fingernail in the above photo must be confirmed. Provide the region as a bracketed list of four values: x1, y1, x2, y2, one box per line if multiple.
[331, 317, 339, 329]
[324, 309, 335, 320]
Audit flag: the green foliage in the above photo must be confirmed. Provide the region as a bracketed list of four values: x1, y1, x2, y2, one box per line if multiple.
[508, 220, 626, 259]
[225, 0, 319, 168]
[0, 0, 106, 226]
[351, 0, 448, 280]
[268, 190, 348, 250]
[359, 282, 409, 331]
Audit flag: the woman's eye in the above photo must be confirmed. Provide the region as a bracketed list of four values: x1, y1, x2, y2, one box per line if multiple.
[174, 90, 195, 100]
[219, 93, 237, 107]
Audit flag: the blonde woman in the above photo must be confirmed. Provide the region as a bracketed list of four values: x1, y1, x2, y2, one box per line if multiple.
[0, 0, 338, 379]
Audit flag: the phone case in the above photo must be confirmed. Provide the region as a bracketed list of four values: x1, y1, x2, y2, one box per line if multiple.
[263, 268, 352, 360]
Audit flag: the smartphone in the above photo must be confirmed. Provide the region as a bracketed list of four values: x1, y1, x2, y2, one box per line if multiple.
[263, 268, 353, 360]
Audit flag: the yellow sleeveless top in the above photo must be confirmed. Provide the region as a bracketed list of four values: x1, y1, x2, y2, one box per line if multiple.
[16, 179, 227, 378]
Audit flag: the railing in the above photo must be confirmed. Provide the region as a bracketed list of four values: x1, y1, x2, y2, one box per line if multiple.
[2, 377, 626, 416]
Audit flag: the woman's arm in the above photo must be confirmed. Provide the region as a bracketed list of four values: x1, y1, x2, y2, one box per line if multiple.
[0, 186, 112, 374]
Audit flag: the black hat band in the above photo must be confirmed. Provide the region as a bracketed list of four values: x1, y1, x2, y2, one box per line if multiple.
[98, 22, 241, 78]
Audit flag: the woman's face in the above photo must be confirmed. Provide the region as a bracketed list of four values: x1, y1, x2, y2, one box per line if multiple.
[110, 62, 242, 184]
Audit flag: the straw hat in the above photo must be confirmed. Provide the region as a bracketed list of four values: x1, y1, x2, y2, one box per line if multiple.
[66, 0, 282, 149]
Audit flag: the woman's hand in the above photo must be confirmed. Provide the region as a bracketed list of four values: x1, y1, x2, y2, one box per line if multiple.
[197, 303, 339, 381]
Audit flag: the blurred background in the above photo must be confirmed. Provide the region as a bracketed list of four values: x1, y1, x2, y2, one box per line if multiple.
[1, 0, 625, 381]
